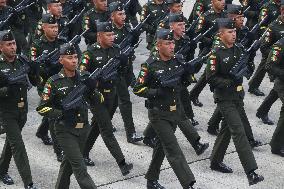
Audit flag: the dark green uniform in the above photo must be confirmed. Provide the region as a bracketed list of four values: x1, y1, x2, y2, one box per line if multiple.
[80, 42, 126, 163]
[30, 35, 64, 156]
[206, 41, 258, 174]
[0, 5, 28, 53]
[82, 8, 110, 45]
[258, 0, 280, 33]
[0, 54, 37, 188]
[189, 8, 227, 103]
[266, 38, 284, 154]
[188, 0, 211, 23]
[248, 16, 284, 92]
[36, 69, 97, 189]
[140, 0, 168, 49]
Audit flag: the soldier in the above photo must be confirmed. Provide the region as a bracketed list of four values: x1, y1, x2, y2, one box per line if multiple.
[140, 0, 168, 50]
[188, 0, 211, 24]
[108, 1, 144, 139]
[206, 18, 264, 186]
[80, 21, 136, 170]
[0, 0, 28, 53]
[30, 13, 66, 161]
[255, 0, 284, 123]
[188, 0, 227, 107]
[266, 38, 284, 157]
[82, 0, 110, 45]
[134, 28, 199, 189]
[0, 30, 38, 189]
[248, 0, 281, 96]
[36, 43, 98, 189]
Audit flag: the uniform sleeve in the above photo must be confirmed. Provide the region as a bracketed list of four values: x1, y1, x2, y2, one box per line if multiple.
[260, 27, 272, 56]
[36, 78, 62, 118]
[133, 63, 158, 98]
[140, 4, 153, 33]
[258, 7, 268, 32]
[265, 44, 284, 79]
[82, 14, 97, 44]
[206, 50, 233, 89]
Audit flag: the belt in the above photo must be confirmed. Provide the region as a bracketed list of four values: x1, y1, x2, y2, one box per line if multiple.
[145, 100, 177, 112]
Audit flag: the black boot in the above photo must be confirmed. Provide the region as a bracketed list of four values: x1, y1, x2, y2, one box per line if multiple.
[36, 133, 53, 145]
[143, 137, 157, 148]
[194, 141, 209, 155]
[56, 151, 64, 162]
[210, 162, 233, 173]
[147, 180, 165, 189]
[247, 171, 264, 186]
[190, 118, 199, 126]
[256, 113, 274, 125]
[127, 133, 144, 144]
[0, 174, 14, 185]
[25, 183, 38, 189]
[84, 157, 95, 166]
[192, 98, 203, 107]
[271, 148, 284, 157]
[248, 88, 265, 96]
[207, 126, 219, 136]
[249, 140, 262, 148]
[119, 160, 133, 176]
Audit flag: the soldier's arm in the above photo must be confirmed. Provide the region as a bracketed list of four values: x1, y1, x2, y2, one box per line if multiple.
[260, 27, 273, 56]
[133, 62, 157, 98]
[140, 4, 153, 33]
[36, 78, 62, 118]
[258, 6, 268, 32]
[206, 50, 233, 88]
[265, 43, 284, 79]
[82, 14, 97, 44]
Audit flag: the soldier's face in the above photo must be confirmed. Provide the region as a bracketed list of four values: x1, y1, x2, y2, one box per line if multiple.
[111, 11, 126, 27]
[212, 0, 225, 11]
[43, 23, 59, 39]
[157, 40, 175, 59]
[94, 0, 107, 11]
[0, 40, 17, 58]
[0, 0, 6, 7]
[171, 22, 185, 38]
[232, 15, 244, 29]
[60, 54, 78, 72]
[220, 28, 236, 46]
[169, 3, 183, 13]
[99, 32, 115, 47]
[48, 3, 62, 17]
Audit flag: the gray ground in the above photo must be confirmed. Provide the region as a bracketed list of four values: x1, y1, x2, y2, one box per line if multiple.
[1, 0, 284, 188]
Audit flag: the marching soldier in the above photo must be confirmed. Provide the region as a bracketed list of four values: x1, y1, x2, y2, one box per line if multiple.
[188, 0, 211, 24]
[108, 1, 144, 140]
[36, 43, 98, 189]
[79, 21, 135, 172]
[206, 18, 264, 186]
[188, 0, 227, 107]
[134, 28, 199, 189]
[82, 0, 110, 45]
[255, 0, 284, 123]
[30, 13, 65, 161]
[0, 30, 38, 189]
[266, 38, 284, 157]
[248, 0, 282, 96]
[140, 0, 168, 50]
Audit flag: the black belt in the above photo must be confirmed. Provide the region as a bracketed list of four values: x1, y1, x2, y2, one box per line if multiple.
[145, 100, 177, 112]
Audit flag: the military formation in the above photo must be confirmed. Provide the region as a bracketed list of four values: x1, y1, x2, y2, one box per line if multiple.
[0, 0, 283, 188]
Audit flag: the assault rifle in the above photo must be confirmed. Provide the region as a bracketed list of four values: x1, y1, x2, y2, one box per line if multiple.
[61, 40, 141, 110]
[0, 0, 35, 30]
[229, 28, 269, 80]
[62, 0, 83, 17]
[156, 54, 210, 88]
[240, 15, 268, 46]
[243, 0, 267, 16]
[58, 7, 86, 40]
[119, 14, 150, 49]
[185, 15, 201, 36]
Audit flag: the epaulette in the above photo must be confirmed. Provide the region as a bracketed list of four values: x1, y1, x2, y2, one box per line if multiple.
[50, 73, 63, 81]
[241, 26, 249, 32]
[145, 56, 156, 65]
[88, 43, 100, 51]
[174, 54, 185, 63]
[18, 54, 29, 63]
[78, 70, 90, 81]
[84, 8, 95, 16]
[205, 9, 214, 16]
[276, 38, 284, 45]
[235, 42, 245, 50]
[125, 23, 132, 32]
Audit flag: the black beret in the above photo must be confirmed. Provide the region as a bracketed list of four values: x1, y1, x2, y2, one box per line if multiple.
[60, 43, 76, 55]
[42, 13, 57, 24]
[156, 29, 174, 40]
[46, 0, 60, 4]
[96, 21, 113, 32]
[166, 0, 181, 4]
[227, 4, 243, 15]
[169, 12, 184, 23]
[216, 18, 235, 29]
[109, 1, 124, 13]
[0, 30, 15, 41]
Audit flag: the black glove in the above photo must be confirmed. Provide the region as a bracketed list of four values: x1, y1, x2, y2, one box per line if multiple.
[119, 53, 129, 66]
[62, 109, 77, 127]
[83, 77, 97, 90]
[129, 30, 140, 46]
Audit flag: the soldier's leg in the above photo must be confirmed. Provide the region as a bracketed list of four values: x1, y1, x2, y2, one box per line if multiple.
[49, 119, 63, 159]
[256, 88, 278, 117]
[116, 77, 136, 138]
[248, 56, 267, 93]
[83, 119, 100, 158]
[207, 106, 222, 133]
[219, 101, 258, 174]
[146, 118, 195, 188]
[180, 88, 195, 120]
[92, 102, 125, 164]
[143, 122, 157, 139]
[270, 95, 284, 152]
[0, 114, 33, 187]
[55, 126, 97, 189]
[36, 116, 52, 145]
[189, 70, 207, 106]
[178, 119, 200, 147]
